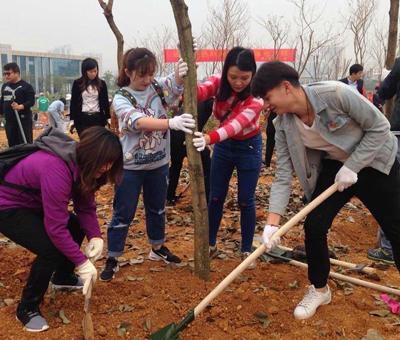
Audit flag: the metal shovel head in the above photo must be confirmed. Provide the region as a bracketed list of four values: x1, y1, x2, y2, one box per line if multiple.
[82, 311, 94, 340]
[150, 322, 180, 340]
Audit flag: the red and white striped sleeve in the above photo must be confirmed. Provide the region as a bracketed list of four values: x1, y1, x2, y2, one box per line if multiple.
[197, 74, 221, 102]
[208, 97, 263, 144]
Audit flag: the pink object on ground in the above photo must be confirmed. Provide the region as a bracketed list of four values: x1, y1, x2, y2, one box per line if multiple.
[381, 294, 400, 314]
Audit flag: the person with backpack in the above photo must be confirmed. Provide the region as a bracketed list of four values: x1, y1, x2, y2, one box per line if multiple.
[100, 47, 195, 281]
[70, 58, 110, 136]
[191, 47, 263, 269]
[0, 62, 35, 146]
[251, 61, 400, 320]
[0, 126, 123, 332]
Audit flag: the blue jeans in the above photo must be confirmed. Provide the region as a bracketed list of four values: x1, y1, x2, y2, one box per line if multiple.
[208, 134, 262, 252]
[107, 164, 169, 258]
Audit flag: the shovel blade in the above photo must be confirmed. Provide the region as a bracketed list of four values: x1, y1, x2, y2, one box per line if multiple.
[82, 312, 95, 340]
[150, 323, 180, 340]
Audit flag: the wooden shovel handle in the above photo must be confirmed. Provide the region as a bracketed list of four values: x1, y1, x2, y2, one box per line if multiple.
[193, 183, 339, 317]
[278, 245, 376, 275]
[285, 257, 400, 296]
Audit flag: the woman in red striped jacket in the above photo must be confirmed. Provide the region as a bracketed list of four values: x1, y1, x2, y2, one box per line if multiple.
[193, 47, 263, 268]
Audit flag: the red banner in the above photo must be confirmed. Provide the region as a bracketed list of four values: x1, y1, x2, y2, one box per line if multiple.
[164, 48, 296, 63]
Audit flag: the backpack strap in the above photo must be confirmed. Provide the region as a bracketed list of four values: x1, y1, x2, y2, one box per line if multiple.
[151, 80, 167, 108]
[116, 82, 167, 109]
[115, 88, 138, 107]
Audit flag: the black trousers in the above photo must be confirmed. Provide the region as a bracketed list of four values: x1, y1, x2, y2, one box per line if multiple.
[167, 129, 211, 202]
[265, 112, 276, 167]
[74, 112, 106, 137]
[0, 209, 84, 309]
[304, 159, 400, 288]
[5, 114, 33, 146]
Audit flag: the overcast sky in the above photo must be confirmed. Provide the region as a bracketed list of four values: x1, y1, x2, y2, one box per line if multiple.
[0, 0, 390, 74]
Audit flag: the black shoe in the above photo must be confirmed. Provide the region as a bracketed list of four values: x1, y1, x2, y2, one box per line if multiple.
[367, 248, 394, 265]
[16, 305, 49, 332]
[51, 273, 83, 290]
[149, 246, 181, 264]
[100, 257, 119, 281]
[166, 197, 178, 206]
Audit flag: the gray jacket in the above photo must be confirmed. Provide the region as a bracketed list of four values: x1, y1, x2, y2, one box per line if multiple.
[269, 81, 398, 216]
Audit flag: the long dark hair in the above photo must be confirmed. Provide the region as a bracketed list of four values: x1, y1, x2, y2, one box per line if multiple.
[76, 126, 123, 195]
[77, 58, 102, 92]
[216, 47, 257, 102]
[117, 48, 157, 87]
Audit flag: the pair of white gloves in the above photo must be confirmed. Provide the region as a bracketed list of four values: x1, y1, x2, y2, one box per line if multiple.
[262, 165, 358, 250]
[168, 117, 207, 151]
[75, 237, 103, 296]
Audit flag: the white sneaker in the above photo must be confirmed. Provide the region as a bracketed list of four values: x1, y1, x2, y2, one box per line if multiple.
[294, 285, 331, 320]
[241, 252, 256, 270]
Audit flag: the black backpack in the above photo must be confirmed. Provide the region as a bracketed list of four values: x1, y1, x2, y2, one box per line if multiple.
[0, 143, 41, 193]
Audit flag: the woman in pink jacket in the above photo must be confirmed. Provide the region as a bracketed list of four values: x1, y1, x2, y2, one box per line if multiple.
[193, 47, 263, 268]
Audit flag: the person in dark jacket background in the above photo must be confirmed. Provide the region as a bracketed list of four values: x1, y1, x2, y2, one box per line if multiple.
[0, 62, 35, 146]
[70, 58, 110, 136]
[379, 57, 400, 130]
[0, 127, 123, 332]
[166, 98, 213, 205]
[339, 63, 366, 97]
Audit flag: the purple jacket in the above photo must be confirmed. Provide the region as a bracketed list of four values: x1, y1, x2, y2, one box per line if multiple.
[0, 146, 101, 266]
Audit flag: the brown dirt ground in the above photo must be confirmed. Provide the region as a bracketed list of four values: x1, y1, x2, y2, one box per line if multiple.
[0, 128, 399, 340]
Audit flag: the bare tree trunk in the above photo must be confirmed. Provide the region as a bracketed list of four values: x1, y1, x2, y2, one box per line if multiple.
[384, 0, 399, 118]
[170, 0, 210, 281]
[98, 0, 124, 70]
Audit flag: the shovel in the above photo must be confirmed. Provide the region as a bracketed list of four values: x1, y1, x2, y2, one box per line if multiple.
[150, 183, 339, 340]
[82, 279, 94, 340]
[264, 250, 400, 296]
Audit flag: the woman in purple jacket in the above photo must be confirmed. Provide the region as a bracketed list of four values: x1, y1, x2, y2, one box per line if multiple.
[0, 126, 123, 332]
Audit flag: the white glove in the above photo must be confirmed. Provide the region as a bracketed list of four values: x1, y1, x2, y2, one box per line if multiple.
[193, 131, 206, 152]
[177, 38, 198, 53]
[175, 58, 189, 81]
[76, 259, 97, 297]
[168, 113, 195, 134]
[335, 165, 357, 192]
[262, 224, 280, 251]
[84, 237, 104, 262]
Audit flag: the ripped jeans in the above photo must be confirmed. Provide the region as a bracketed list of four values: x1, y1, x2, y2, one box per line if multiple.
[208, 134, 262, 252]
[107, 164, 169, 258]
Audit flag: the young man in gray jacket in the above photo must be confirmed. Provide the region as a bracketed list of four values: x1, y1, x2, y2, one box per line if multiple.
[251, 61, 400, 320]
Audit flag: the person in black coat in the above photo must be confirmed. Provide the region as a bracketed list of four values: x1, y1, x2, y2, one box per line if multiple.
[379, 57, 400, 130]
[0, 62, 35, 146]
[70, 58, 110, 136]
[167, 98, 213, 205]
[339, 63, 366, 97]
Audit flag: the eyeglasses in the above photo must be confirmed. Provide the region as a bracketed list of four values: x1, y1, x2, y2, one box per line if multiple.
[3, 71, 13, 76]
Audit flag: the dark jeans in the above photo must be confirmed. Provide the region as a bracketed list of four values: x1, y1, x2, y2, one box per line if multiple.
[5, 114, 33, 146]
[107, 164, 169, 257]
[208, 134, 262, 252]
[167, 129, 211, 202]
[265, 112, 276, 167]
[304, 159, 400, 288]
[0, 209, 84, 309]
[74, 112, 106, 137]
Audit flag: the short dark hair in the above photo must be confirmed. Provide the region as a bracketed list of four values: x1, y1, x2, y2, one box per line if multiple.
[3, 62, 20, 74]
[217, 47, 257, 101]
[349, 64, 363, 75]
[251, 61, 300, 98]
[59, 97, 67, 105]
